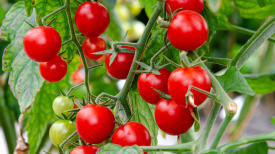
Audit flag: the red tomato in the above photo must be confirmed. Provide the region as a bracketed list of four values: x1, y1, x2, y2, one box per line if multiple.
[70, 145, 98, 154]
[39, 56, 67, 82]
[155, 99, 194, 135]
[137, 68, 171, 104]
[76, 104, 115, 144]
[112, 122, 151, 147]
[105, 46, 135, 79]
[166, 0, 204, 14]
[168, 66, 211, 106]
[82, 37, 106, 60]
[72, 68, 84, 84]
[75, 1, 110, 37]
[168, 10, 208, 51]
[23, 26, 61, 62]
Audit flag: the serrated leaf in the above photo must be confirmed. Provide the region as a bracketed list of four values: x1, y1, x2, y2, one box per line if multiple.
[234, 0, 275, 19]
[26, 58, 79, 154]
[271, 117, 275, 126]
[224, 142, 268, 154]
[1, 2, 44, 111]
[244, 73, 275, 94]
[128, 90, 158, 146]
[217, 66, 255, 96]
[98, 144, 143, 154]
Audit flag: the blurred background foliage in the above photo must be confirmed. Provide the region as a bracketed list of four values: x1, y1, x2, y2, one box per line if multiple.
[0, 0, 274, 153]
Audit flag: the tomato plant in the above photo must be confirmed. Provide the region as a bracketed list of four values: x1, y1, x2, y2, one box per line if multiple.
[0, 0, 275, 154]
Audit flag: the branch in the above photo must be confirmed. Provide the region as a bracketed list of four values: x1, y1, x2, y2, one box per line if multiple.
[14, 114, 28, 154]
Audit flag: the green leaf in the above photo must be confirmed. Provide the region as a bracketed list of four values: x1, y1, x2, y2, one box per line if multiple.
[271, 117, 275, 126]
[128, 90, 158, 146]
[244, 73, 275, 94]
[0, 4, 5, 25]
[234, 0, 275, 19]
[23, 0, 34, 16]
[1, 2, 44, 111]
[102, 0, 124, 41]
[138, 0, 158, 17]
[217, 66, 255, 96]
[26, 58, 79, 154]
[224, 142, 268, 154]
[194, 108, 200, 132]
[98, 144, 143, 154]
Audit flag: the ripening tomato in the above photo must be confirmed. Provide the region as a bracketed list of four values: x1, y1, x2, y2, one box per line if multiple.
[105, 46, 135, 79]
[76, 104, 115, 144]
[168, 66, 211, 106]
[168, 10, 208, 51]
[155, 99, 194, 135]
[23, 26, 61, 62]
[75, 1, 110, 37]
[82, 37, 106, 60]
[112, 122, 151, 147]
[166, 0, 204, 14]
[70, 145, 99, 154]
[72, 68, 84, 84]
[39, 56, 67, 82]
[137, 68, 170, 104]
[49, 120, 77, 147]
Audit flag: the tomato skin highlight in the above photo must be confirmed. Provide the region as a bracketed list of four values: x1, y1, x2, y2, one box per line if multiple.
[168, 10, 209, 51]
[137, 68, 171, 104]
[75, 1, 110, 38]
[166, 0, 204, 14]
[112, 121, 151, 147]
[155, 99, 194, 135]
[105, 46, 135, 79]
[76, 104, 115, 144]
[70, 145, 99, 154]
[39, 56, 67, 82]
[23, 26, 61, 62]
[168, 66, 211, 106]
[82, 37, 106, 60]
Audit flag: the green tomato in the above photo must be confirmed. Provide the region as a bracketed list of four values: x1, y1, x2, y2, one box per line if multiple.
[52, 96, 74, 117]
[49, 120, 77, 147]
[129, 0, 142, 16]
[115, 4, 130, 21]
[127, 21, 145, 41]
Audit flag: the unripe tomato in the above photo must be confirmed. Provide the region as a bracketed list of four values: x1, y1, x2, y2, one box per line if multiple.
[105, 46, 135, 79]
[115, 4, 130, 21]
[23, 26, 61, 62]
[112, 121, 151, 147]
[137, 68, 170, 104]
[155, 99, 194, 135]
[168, 66, 211, 106]
[82, 37, 106, 60]
[76, 104, 115, 144]
[49, 120, 76, 147]
[168, 10, 209, 51]
[75, 1, 110, 38]
[39, 56, 67, 82]
[52, 96, 74, 117]
[70, 145, 99, 154]
[129, 0, 142, 16]
[166, 0, 204, 14]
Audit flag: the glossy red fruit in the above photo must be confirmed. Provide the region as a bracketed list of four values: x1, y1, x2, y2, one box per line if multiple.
[168, 66, 211, 106]
[168, 10, 208, 51]
[39, 56, 67, 82]
[105, 46, 135, 79]
[137, 68, 171, 104]
[75, 1, 110, 37]
[72, 68, 84, 84]
[70, 145, 98, 154]
[155, 99, 194, 135]
[76, 104, 115, 144]
[23, 26, 61, 62]
[82, 37, 106, 60]
[166, 0, 204, 14]
[112, 122, 151, 147]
